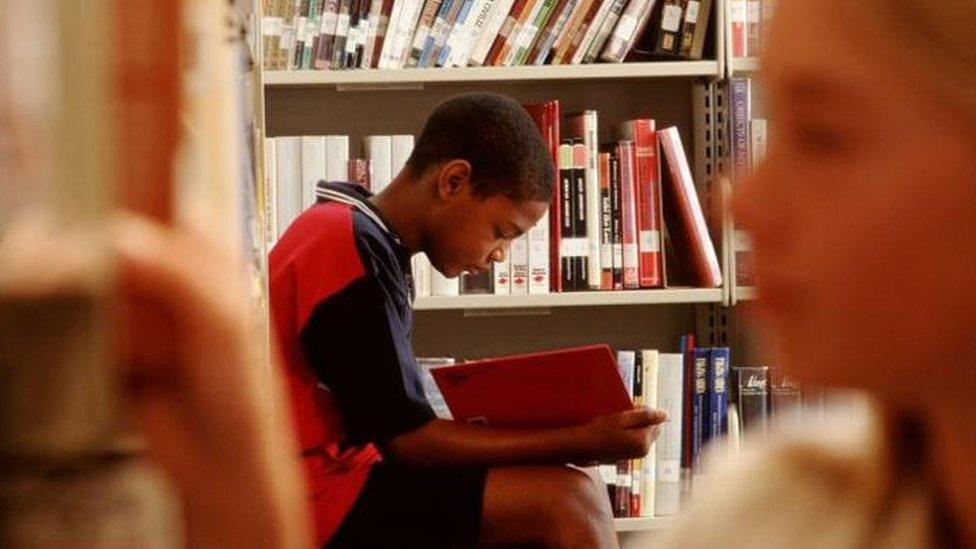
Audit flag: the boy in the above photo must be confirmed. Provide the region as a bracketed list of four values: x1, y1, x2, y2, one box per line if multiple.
[270, 93, 663, 548]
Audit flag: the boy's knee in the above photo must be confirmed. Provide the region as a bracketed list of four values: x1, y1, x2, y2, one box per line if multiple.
[545, 468, 613, 542]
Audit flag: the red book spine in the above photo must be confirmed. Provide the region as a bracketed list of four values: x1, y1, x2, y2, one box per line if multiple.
[730, 0, 747, 57]
[616, 141, 639, 289]
[632, 119, 663, 288]
[523, 100, 563, 292]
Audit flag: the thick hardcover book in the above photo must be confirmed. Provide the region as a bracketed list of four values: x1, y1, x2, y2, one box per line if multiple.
[571, 141, 589, 289]
[468, 0, 518, 65]
[640, 349, 659, 516]
[658, 127, 722, 287]
[608, 149, 624, 289]
[617, 119, 664, 288]
[707, 347, 730, 440]
[730, 0, 747, 57]
[432, 345, 634, 428]
[653, 0, 686, 56]
[565, 112, 602, 289]
[511, 232, 530, 294]
[729, 78, 754, 285]
[654, 353, 684, 516]
[523, 101, 562, 291]
[692, 346, 709, 460]
[494, 254, 512, 294]
[482, 0, 530, 65]
[735, 366, 770, 434]
[461, 268, 494, 294]
[407, 0, 445, 66]
[558, 141, 577, 290]
[616, 141, 640, 289]
[599, 152, 613, 290]
[300, 136, 327, 209]
[599, 0, 659, 63]
[678, 0, 712, 59]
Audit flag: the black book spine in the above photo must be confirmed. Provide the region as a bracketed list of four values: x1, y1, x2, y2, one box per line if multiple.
[559, 140, 575, 291]
[736, 366, 770, 434]
[572, 140, 588, 290]
[609, 152, 624, 290]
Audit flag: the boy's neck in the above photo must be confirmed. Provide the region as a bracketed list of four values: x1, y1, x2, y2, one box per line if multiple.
[369, 172, 426, 255]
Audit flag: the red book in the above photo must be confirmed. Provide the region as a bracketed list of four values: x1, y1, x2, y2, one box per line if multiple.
[616, 141, 640, 289]
[658, 127, 722, 287]
[617, 119, 664, 288]
[485, 0, 532, 66]
[523, 100, 562, 291]
[598, 152, 613, 290]
[730, 0, 747, 57]
[430, 344, 633, 428]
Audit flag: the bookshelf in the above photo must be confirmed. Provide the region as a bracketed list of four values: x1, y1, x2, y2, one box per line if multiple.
[730, 56, 761, 75]
[415, 288, 723, 311]
[614, 517, 678, 532]
[264, 61, 721, 87]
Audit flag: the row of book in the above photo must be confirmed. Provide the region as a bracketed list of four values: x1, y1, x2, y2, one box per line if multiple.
[729, 0, 774, 58]
[417, 341, 808, 518]
[727, 77, 766, 286]
[260, 0, 714, 71]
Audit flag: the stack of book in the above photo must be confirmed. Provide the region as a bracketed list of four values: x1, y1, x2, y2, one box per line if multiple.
[261, 0, 714, 71]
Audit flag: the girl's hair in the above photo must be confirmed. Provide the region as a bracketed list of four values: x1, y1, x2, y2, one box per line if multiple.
[843, 0, 976, 121]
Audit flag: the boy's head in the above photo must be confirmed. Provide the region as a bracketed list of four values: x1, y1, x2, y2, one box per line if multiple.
[405, 93, 553, 278]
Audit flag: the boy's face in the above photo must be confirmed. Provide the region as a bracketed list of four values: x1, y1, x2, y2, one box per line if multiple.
[424, 161, 548, 279]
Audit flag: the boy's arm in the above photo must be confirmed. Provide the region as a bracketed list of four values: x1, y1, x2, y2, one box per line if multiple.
[384, 408, 666, 468]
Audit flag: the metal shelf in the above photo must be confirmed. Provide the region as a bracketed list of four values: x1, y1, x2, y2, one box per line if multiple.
[263, 61, 721, 88]
[614, 517, 677, 532]
[414, 288, 723, 311]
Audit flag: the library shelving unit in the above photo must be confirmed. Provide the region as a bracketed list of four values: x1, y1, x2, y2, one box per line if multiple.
[257, 0, 755, 544]
[730, 56, 761, 75]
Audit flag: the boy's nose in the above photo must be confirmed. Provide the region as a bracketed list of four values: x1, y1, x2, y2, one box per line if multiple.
[490, 247, 507, 263]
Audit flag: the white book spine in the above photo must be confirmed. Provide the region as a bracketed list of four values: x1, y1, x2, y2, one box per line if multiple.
[430, 266, 460, 296]
[390, 134, 415, 176]
[570, 0, 613, 64]
[392, 0, 425, 66]
[412, 253, 432, 297]
[274, 136, 302, 237]
[361, 0, 386, 67]
[502, 0, 546, 66]
[510, 232, 530, 294]
[324, 135, 350, 182]
[582, 111, 601, 289]
[468, 0, 516, 65]
[364, 135, 393, 192]
[640, 349, 659, 516]
[378, 0, 407, 67]
[440, 0, 477, 66]
[453, 0, 497, 66]
[493, 255, 511, 294]
[528, 210, 550, 294]
[300, 135, 326, 209]
[655, 352, 684, 517]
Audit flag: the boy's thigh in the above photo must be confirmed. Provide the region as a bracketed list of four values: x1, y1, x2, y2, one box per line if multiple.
[327, 461, 489, 549]
[480, 465, 613, 547]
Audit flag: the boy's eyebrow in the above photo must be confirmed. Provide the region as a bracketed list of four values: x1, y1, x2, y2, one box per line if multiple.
[781, 73, 865, 107]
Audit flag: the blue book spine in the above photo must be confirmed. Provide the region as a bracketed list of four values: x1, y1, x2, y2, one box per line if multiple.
[692, 347, 709, 462]
[436, 0, 474, 66]
[709, 347, 730, 438]
[419, 0, 456, 67]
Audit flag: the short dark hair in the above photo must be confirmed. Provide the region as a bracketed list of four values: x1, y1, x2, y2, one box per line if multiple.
[406, 93, 554, 203]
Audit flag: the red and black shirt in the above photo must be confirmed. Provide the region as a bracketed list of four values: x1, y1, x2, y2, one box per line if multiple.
[269, 182, 435, 545]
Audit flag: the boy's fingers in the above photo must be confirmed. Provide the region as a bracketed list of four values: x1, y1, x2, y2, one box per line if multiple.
[619, 407, 668, 427]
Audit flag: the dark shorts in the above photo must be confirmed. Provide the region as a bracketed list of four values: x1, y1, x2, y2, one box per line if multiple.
[327, 461, 489, 549]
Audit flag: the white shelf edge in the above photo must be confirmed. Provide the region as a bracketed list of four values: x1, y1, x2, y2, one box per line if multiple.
[263, 61, 720, 87]
[414, 288, 723, 311]
[614, 517, 677, 532]
[731, 57, 761, 74]
[737, 286, 757, 301]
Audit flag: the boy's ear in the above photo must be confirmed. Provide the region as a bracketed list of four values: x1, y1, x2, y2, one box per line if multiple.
[435, 159, 473, 201]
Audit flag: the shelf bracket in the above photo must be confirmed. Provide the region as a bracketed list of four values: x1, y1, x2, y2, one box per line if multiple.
[335, 83, 425, 92]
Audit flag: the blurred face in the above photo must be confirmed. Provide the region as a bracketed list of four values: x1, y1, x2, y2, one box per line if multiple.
[423, 161, 548, 278]
[735, 0, 976, 401]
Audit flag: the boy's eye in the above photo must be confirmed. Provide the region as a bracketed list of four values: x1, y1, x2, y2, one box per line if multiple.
[791, 123, 850, 156]
[494, 228, 513, 240]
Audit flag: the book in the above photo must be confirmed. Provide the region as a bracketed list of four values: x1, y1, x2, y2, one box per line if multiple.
[413, 253, 433, 297]
[364, 135, 393, 192]
[313, 0, 341, 68]
[391, 134, 415, 175]
[571, 141, 590, 289]
[652, 0, 686, 56]
[468, 0, 519, 65]
[730, 0, 747, 57]
[324, 135, 350, 181]
[616, 140, 640, 289]
[679, 334, 695, 488]
[542, 0, 591, 64]
[654, 352, 684, 516]
[615, 350, 635, 517]
[496, 0, 545, 65]
[361, 0, 391, 66]
[407, 0, 445, 66]
[510, 232, 530, 294]
[629, 351, 644, 516]
[729, 78, 753, 286]
[608, 148, 624, 289]
[616, 119, 664, 288]
[482, 0, 531, 66]
[565, 112, 602, 289]
[526, 0, 577, 65]
[446, 0, 496, 66]
[598, 152, 613, 289]
[558, 141, 577, 290]
[572, 0, 621, 64]
[263, 138, 279, 243]
[431, 267, 460, 296]
[275, 136, 302, 233]
[658, 127, 722, 287]
[522, 100, 562, 291]
[331, 0, 353, 67]
[747, 0, 761, 56]
[437, 0, 477, 66]
[639, 350, 659, 516]
[378, 0, 408, 66]
[707, 347, 729, 441]
[461, 268, 494, 294]
[735, 366, 769, 434]
[431, 345, 633, 428]
[494, 254, 512, 294]
[301, 136, 327, 209]
[678, 0, 711, 59]
[692, 346, 709, 462]
[599, 0, 659, 63]
[347, 157, 371, 188]
[420, 0, 465, 67]
[528, 210, 551, 294]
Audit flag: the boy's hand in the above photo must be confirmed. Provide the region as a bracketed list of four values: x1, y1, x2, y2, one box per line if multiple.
[572, 407, 667, 464]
